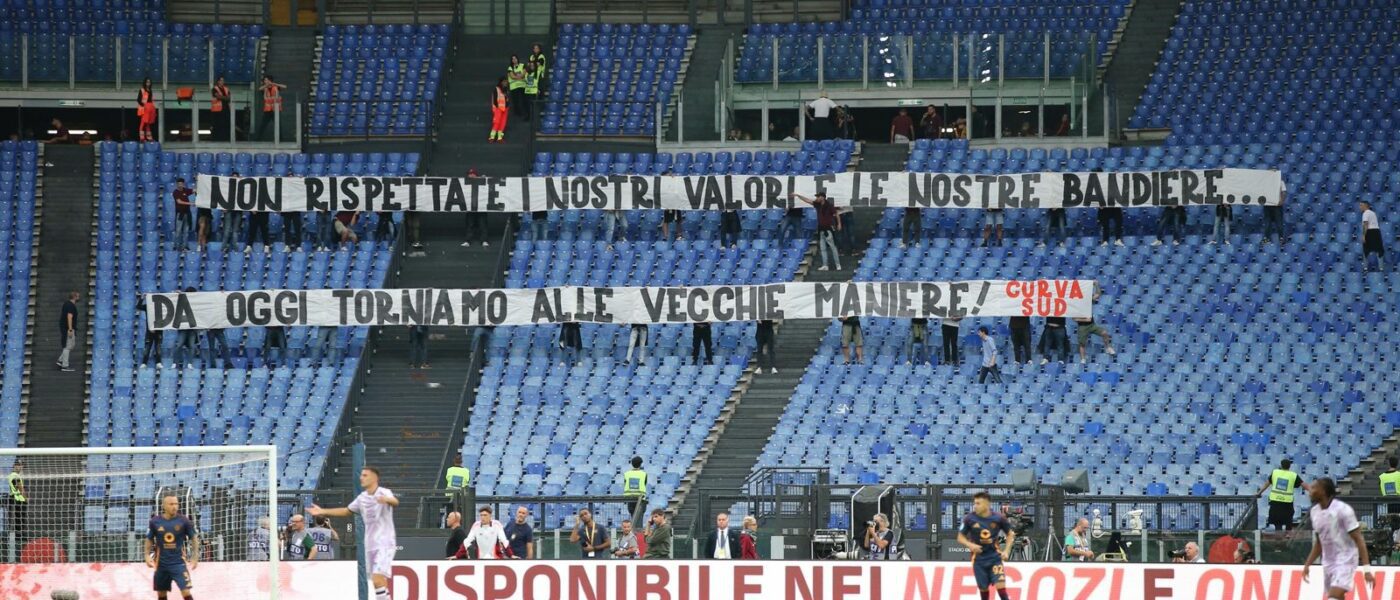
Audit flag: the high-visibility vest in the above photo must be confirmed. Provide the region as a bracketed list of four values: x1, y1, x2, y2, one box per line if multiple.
[211, 85, 228, 112]
[529, 52, 547, 73]
[1381, 470, 1400, 496]
[444, 466, 471, 498]
[7, 472, 24, 503]
[263, 85, 282, 112]
[1268, 469, 1298, 503]
[524, 69, 539, 95]
[508, 64, 526, 90]
[622, 469, 647, 497]
[493, 89, 508, 110]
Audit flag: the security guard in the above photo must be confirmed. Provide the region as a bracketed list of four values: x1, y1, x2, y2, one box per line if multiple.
[1381, 456, 1400, 514]
[444, 455, 472, 514]
[622, 456, 648, 518]
[507, 55, 528, 121]
[7, 460, 25, 542]
[1258, 459, 1308, 530]
[523, 60, 540, 117]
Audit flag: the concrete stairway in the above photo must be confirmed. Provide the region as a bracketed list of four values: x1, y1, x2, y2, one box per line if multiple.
[262, 27, 318, 142]
[676, 25, 744, 142]
[1102, 0, 1185, 134]
[428, 34, 538, 177]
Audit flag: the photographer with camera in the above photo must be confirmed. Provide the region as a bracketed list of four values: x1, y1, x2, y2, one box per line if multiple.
[1171, 542, 1204, 563]
[1234, 541, 1258, 564]
[864, 514, 895, 560]
[1064, 518, 1094, 561]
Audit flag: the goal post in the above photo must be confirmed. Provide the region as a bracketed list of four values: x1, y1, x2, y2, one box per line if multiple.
[0, 445, 279, 600]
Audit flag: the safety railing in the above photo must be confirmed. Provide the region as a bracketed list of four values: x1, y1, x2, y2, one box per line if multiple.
[152, 89, 303, 147]
[459, 0, 555, 35]
[733, 32, 1099, 90]
[0, 32, 264, 90]
[533, 97, 666, 143]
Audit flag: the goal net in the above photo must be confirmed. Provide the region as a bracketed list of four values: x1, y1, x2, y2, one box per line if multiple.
[0, 446, 278, 599]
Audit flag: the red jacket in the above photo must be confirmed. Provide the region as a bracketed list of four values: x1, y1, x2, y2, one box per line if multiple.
[740, 532, 758, 559]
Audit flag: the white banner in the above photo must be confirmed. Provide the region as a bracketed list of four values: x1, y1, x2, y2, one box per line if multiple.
[3, 561, 1398, 600]
[143, 280, 1095, 330]
[193, 168, 1284, 213]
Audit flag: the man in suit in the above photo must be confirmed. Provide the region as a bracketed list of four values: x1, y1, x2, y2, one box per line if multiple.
[703, 512, 742, 559]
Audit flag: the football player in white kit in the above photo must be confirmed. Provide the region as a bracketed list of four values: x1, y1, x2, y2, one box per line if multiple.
[309, 466, 399, 600]
[1301, 477, 1375, 599]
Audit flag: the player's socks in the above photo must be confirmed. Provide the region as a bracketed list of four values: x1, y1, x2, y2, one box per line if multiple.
[979, 591, 990, 600]
[997, 590, 1011, 600]
[375, 586, 390, 600]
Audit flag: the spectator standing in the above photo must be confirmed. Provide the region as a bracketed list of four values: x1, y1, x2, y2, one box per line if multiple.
[246, 207, 272, 248]
[889, 108, 915, 143]
[569, 509, 610, 559]
[1074, 317, 1115, 364]
[373, 211, 395, 243]
[334, 211, 360, 246]
[976, 326, 1003, 384]
[461, 169, 489, 248]
[907, 317, 931, 365]
[805, 91, 838, 140]
[315, 209, 336, 250]
[901, 207, 921, 247]
[919, 106, 943, 139]
[719, 209, 742, 248]
[1262, 185, 1286, 244]
[57, 290, 79, 372]
[643, 510, 672, 559]
[704, 512, 742, 560]
[522, 59, 541, 121]
[196, 199, 213, 251]
[1211, 204, 1232, 245]
[777, 203, 805, 245]
[1361, 200, 1386, 272]
[204, 327, 229, 368]
[489, 77, 510, 143]
[624, 323, 649, 366]
[755, 319, 777, 374]
[171, 177, 194, 248]
[981, 209, 1004, 247]
[408, 324, 430, 369]
[210, 76, 232, 142]
[941, 316, 961, 366]
[443, 512, 467, 558]
[175, 288, 200, 365]
[503, 506, 534, 559]
[1097, 207, 1123, 246]
[793, 193, 841, 271]
[690, 321, 714, 365]
[136, 78, 156, 142]
[603, 210, 625, 249]
[1009, 316, 1031, 364]
[220, 171, 245, 247]
[558, 322, 582, 365]
[622, 456, 648, 517]
[257, 75, 286, 142]
[1038, 316, 1070, 364]
[1041, 207, 1066, 248]
[839, 316, 864, 364]
[740, 516, 761, 559]
[661, 209, 683, 241]
[313, 325, 339, 364]
[529, 210, 547, 241]
[48, 118, 70, 144]
[612, 520, 641, 559]
[262, 325, 288, 366]
[140, 296, 163, 366]
[507, 55, 529, 121]
[1152, 206, 1186, 246]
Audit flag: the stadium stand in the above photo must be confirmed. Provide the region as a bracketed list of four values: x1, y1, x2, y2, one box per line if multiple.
[539, 23, 693, 136]
[86, 143, 416, 500]
[309, 24, 450, 136]
[0, 141, 37, 452]
[0, 9, 264, 83]
[753, 0, 1400, 529]
[735, 0, 1123, 83]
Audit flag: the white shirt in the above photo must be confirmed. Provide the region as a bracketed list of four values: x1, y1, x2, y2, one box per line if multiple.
[347, 487, 397, 551]
[808, 97, 838, 118]
[466, 519, 510, 559]
[1363, 209, 1380, 231]
[1310, 498, 1361, 571]
[714, 528, 730, 559]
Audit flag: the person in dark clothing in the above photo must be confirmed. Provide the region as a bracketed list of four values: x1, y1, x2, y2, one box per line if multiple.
[282, 203, 304, 248]
[777, 205, 804, 245]
[755, 320, 777, 374]
[462, 169, 490, 247]
[1038, 316, 1071, 364]
[246, 209, 271, 248]
[901, 207, 921, 247]
[1262, 189, 1286, 244]
[1098, 207, 1124, 246]
[558, 322, 582, 365]
[908, 317, 931, 365]
[941, 317, 961, 366]
[408, 324, 430, 369]
[57, 291, 79, 371]
[374, 211, 395, 243]
[171, 177, 194, 248]
[1009, 316, 1032, 364]
[204, 328, 229, 368]
[1152, 206, 1186, 246]
[263, 326, 288, 366]
[1211, 204, 1232, 245]
[443, 511, 467, 558]
[691, 322, 714, 365]
[139, 295, 163, 366]
[719, 209, 742, 248]
[1042, 207, 1067, 247]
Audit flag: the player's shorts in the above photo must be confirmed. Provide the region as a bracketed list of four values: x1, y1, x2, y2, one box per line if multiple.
[366, 548, 395, 579]
[1323, 564, 1355, 593]
[972, 558, 1006, 589]
[153, 564, 192, 592]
